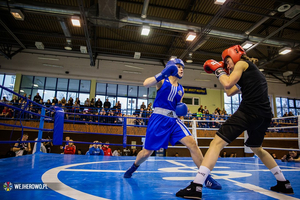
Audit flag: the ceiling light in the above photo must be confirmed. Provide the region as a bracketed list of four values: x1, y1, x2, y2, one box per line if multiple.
[259, 68, 264, 72]
[143, 95, 147, 97]
[141, 25, 150, 36]
[279, 47, 291, 55]
[38, 57, 59, 61]
[43, 64, 63, 68]
[35, 41, 44, 50]
[194, 79, 210, 82]
[123, 70, 142, 74]
[170, 56, 177, 61]
[10, 9, 25, 21]
[20, 90, 24, 93]
[285, 5, 300, 18]
[214, 0, 226, 5]
[124, 65, 144, 70]
[71, 16, 81, 27]
[186, 59, 193, 63]
[64, 44, 72, 51]
[80, 46, 87, 53]
[33, 84, 38, 87]
[186, 32, 196, 41]
[241, 41, 254, 49]
[283, 71, 293, 76]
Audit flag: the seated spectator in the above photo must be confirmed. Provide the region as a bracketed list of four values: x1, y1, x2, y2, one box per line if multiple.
[43, 136, 53, 153]
[72, 101, 80, 113]
[75, 97, 80, 105]
[45, 99, 52, 107]
[12, 133, 31, 157]
[86, 141, 104, 155]
[117, 101, 121, 110]
[0, 106, 12, 118]
[130, 149, 138, 156]
[270, 152, 277, 159]
[221, 151, 228, 158]
[230, 152, 237, 157]
[10, 96, 19, 106]
[112, 148, 122, 156]
[64, 139, 76, 154]
[102, 141, 112, 156]
[281, 151, 300, 162]
[84, 98, 90, 107]
[52, 96, 58, 104]
[77, 149, 82, 155]
[123, 148, 130, 156]
[112, 103, 119, 111]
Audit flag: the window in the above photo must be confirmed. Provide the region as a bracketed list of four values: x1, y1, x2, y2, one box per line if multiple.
[1, 74, 16, 100]
[20, 76, 90, 105]
[107, 84, 117, 96]
[276, 97, 300, 116]
[224, 93, 242, 115]
[182, 97, 199, 105]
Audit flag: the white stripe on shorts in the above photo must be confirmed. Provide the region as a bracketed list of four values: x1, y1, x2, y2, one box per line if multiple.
[176, 118, 190, 136]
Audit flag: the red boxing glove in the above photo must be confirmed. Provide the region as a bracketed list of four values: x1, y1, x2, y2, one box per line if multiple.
[203, 59, 227, 79]
[219, 61, 229, 75]
[203, 59, 223, 74]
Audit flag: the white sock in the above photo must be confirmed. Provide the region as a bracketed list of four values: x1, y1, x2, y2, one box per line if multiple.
[270, 166, 286, 181]
[193, 166, 211, 185]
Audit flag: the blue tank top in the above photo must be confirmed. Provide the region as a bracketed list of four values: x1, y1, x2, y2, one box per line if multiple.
[153, 78, 184, 111]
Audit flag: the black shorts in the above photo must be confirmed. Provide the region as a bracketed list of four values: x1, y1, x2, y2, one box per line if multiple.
[216, 109, 271, 147]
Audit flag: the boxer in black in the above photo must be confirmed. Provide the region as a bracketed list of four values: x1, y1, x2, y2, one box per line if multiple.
[176, 45, 294, 199]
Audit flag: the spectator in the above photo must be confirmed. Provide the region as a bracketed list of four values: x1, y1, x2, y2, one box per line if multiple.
[75, 97, 80, 105]
[43, 136, 53, 153]
[69, 97, 74, 107]
[0, 106, 12, 118]
[102, 141, 112, 156]
[10, 96, 19, 106]
[281, 151, 300, 162]
[140, 102, 146, 110]
[84, 98, 90, 107]
[90, 98, 95, 107]
[12, 133, 31, 157]
[64, 139, 76, 154]
[19, 93, 27, 101]
[117, 101, 121, 110]
[271, 153, 277, 159]
[86, 141, 104, 155]
[123, 148, 130, 156]
[72, 101, 80, 113]
[45, 99, 52, 107]
[230, 152, 237, 157]
[112, 148, 122, 156]
[52, 97, 58, 104]
[95, 98, 103, 109]
[130, 149, 138, 156]
[104, 99, 111, 110]
[147, 102, 152, 111]
[77, 149, 83, 155]
[221, 151, 228, 158]
[28, 94, 31, 100]
[61, 97, 66, 104]
[175, 152, 179, 157]
[112, 103, 119, 111]
[33, 93, 41, 103]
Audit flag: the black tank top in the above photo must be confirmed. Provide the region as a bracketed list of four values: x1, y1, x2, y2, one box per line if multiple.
[237, 60, 272, 118]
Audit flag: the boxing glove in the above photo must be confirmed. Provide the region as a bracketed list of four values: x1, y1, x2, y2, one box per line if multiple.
[155, 60, 178, 82]
[203, 59, 227, 79]
[175, 102, 188, 117]
[219, 61, 229, 75]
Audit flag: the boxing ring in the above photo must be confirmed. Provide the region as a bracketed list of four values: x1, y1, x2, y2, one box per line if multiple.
[0, 85, 300, 200]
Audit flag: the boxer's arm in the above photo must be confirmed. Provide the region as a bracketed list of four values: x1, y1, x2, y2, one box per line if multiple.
[143, 77, 163, 90]
[219, 61, 247, 89]
[224, 85, 240, 96]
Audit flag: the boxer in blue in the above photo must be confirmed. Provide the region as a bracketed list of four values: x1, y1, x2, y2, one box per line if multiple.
[124, 58, 221, 190]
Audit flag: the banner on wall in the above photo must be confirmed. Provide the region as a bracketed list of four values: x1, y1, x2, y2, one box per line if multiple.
[184, 86, 207, 95]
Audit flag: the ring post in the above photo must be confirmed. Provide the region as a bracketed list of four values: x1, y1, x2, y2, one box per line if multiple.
[123, 116, 127, 148]
[53, 106, 64, 145]
[35, 107, 45, 154]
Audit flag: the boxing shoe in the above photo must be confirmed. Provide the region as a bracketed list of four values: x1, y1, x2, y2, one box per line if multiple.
[176, 182, 203, 199]
[205, 174, 222, 190]
[270, 180, 294, 194]
[124, 163, 139, 178]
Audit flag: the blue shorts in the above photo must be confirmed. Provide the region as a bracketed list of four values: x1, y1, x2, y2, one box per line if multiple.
[144, 113, 191, 150]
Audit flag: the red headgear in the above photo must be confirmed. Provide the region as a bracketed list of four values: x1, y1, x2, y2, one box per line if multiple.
[222, 45, 246, 66]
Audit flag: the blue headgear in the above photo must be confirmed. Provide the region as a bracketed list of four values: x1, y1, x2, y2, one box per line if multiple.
[174, 58, 184, 79]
